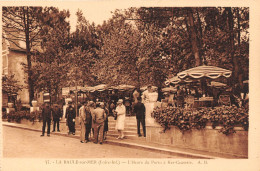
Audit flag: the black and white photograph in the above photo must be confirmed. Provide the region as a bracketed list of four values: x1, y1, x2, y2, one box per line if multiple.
[1, 1, 259, 171]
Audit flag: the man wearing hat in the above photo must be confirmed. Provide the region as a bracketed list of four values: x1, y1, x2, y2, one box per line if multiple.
[65, 101, 76, 135]
[133, 96, 146, 137]
[92, 102, 106, 144]
[41, 101, 52, 137]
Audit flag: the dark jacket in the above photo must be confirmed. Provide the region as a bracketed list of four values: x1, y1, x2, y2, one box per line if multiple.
[42, 105, 52, 120]
[52, 107, 62, 119]
[133, 102, 146, 120]
[85, 107, 92, 123]
[65, 106, 76, 119]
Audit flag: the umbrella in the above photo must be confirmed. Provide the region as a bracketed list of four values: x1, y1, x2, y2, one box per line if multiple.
[118, 84, 135, 90]
[162, 87, 177, 92]
[93, 84, 107, 92]
[108, 86, 118, 91]
[165, 76, 181, 85]
[165, 76, 198, 85]
[208, 81, 227, 88]
[177, 65, 232, 79]
[140, 86, 158, 91]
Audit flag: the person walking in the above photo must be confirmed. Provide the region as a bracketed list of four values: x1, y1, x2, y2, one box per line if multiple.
[65, 101, 76, 135]
[41, 101, 52, 137]
[52, 104, 62, 132]
[79, 102, 87, 143]
[92, 102, 106, 144]
[85, 101, 92, 142]
[133, 97, 146, 137]
[115, 99, 126, 139]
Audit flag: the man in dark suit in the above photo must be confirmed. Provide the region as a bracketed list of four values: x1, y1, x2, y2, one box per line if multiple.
[133, 97, 146, 137]
[52, 104, 62, 132]
[65, 101, 76, 135]
[41, 101, 52, 137]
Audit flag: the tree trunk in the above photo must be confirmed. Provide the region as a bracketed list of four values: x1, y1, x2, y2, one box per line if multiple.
[24, 7, 34, 105]
[227, 8, 239, 88]
[186, 8, 201, 67]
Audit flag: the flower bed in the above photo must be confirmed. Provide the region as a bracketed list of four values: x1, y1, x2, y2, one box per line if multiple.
[152, 105, 248, 135]
[4, 110, 42, 123]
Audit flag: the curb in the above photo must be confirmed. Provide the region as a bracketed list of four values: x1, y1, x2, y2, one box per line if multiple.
[3, 123, 217, 159]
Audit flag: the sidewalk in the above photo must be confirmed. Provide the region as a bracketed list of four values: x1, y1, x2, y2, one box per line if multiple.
[2, 121, 243, 159]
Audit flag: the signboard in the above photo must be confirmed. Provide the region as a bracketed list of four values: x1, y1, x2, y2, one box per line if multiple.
[62, 87, 70, 96]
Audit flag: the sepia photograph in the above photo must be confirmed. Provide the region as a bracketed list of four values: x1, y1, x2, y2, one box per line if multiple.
[0, 1, 259, 171]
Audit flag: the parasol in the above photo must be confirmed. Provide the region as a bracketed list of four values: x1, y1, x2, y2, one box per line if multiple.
[177, 65, 232, 79]
[140, 86, 158, 91]
[162, 87, 177, 92]
[208, 81, 227, 88]
[93, 84, 107, 92]
[118, 84, 135, 91]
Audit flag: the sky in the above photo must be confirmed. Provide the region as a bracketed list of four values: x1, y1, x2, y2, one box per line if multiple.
[56, 1, 135, 32]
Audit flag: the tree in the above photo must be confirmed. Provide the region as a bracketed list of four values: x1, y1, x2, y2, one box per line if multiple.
[2, 74, 23, 103]
[31, 7, 71, 102]
[2, 7, 44, 104]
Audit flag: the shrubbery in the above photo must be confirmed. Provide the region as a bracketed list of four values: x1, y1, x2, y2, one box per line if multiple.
[4, 110, 42, 123]
[152, 105, 248, 135]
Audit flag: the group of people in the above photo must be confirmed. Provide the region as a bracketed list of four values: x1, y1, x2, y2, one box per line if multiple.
[40, 95, 147, 144]
[40, 102, 62, 137]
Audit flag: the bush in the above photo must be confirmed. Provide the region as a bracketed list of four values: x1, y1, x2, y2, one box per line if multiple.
[152, 105, 248, 135]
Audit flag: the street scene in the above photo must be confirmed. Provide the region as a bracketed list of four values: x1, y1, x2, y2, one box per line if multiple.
[2, 5, 249, 161]
[3, 126, 180, 158]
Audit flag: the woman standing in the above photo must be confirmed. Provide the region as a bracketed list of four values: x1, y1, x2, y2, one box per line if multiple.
[115, 99, 126, 139]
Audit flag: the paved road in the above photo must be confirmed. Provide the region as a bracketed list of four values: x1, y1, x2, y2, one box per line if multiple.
[3, 126, 180, 158]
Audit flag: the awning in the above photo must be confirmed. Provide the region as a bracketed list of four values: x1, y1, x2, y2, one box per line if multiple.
[177, 65, 232, 79]
[118, 84, 135, 90]
[209, 81, 227, 88]
[162, 87, 177, 92]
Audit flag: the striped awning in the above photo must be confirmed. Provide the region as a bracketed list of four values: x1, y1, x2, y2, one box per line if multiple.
[162, 87, 177, 92]
[177, 65, 232, 79]
[118, 84, 135, 90]
[93, 84, 107, 91]
[209, 81, 227, 88]
[165, 76, 181, 85]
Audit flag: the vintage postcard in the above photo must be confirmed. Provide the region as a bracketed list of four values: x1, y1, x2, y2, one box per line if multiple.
[1, 0, 259, 171]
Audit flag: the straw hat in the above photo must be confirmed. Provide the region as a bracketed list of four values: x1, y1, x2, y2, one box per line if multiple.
[117, 99, 123, 104]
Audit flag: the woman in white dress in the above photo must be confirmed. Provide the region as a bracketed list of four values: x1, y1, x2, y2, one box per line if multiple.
[115, 99, 126, 139]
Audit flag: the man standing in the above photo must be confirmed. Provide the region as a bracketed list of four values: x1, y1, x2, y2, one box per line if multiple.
[41, 101, 52, 137]
[65, 101, 76, 135]
[79, 102, 87, 143]
[85, 102, 92, 142]
[92, 102, 106, 144]
[52, 104, 62, 132]
[133, 97, 146, 137]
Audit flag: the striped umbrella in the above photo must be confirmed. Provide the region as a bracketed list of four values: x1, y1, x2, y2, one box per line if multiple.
[118, 84, 135, 91]
[93, 84, 107, 92]
[162, 87, 177, 92]
[177, 65, 232, 79]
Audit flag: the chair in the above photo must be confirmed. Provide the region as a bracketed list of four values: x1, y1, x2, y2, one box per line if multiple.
[218, 95, 231, 106]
